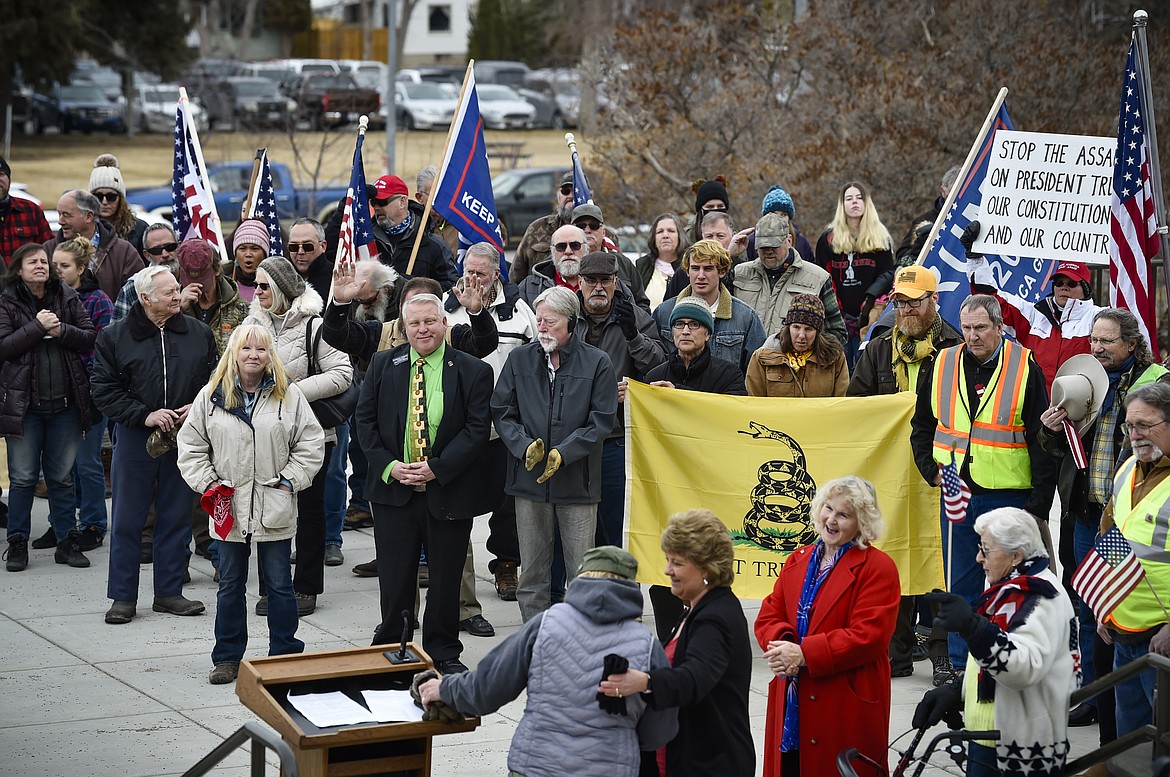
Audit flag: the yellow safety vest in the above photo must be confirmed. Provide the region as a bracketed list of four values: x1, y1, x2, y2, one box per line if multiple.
[931, 339, 1032, 489]
[1106, 456, 1170, 632]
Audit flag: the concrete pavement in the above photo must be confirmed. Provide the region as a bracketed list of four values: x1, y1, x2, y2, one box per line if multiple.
[0, 495, 1103, 776]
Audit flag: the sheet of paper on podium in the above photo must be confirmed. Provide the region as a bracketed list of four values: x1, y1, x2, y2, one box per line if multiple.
[287, 691, 378, 727]
[362, 689, 425, 722]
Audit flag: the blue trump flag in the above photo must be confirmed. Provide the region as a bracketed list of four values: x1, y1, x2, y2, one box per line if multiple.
[919, 103, 1057, 330]
[572, 146, 593, 207]
[431, 67, 507, 277]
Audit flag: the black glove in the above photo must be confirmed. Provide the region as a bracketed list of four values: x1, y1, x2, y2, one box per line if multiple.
[959, 220, 982, 259]
[612, 289, 639, 341]
[925, 590, 994, 645]
[597, 653, 630, 716]
[912, 683, 963, 730]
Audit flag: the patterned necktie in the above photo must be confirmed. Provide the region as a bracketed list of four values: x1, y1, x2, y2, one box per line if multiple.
[411, 358, 430, 462]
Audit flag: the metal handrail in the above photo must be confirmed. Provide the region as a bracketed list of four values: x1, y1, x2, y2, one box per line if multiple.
[181, 721, 299, 777]
[1064, 652, 1170, 775]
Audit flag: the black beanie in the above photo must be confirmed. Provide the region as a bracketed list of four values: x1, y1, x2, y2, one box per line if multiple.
[695, 179, 730, 213]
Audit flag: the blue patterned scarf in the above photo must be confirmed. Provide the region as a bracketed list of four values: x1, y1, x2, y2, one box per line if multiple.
[780, 540, 852, 752]
[386, 211, 413, 236]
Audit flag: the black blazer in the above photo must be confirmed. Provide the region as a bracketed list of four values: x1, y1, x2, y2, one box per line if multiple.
[355, 342, 493, 519]
[642, 585, 755, 777]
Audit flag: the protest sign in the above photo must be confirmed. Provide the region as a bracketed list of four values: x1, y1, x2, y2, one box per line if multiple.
[973, 130, 1114, 265]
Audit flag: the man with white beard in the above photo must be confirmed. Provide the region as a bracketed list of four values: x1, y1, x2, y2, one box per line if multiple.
[491, 286, 618, 623]
[517, 224, 589, 309]
[1089, 382, 1170, 738]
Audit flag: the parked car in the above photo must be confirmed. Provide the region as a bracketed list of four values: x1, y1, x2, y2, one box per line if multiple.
[395, 81, 456, 130]
[396, 66, 463, 86]
[71, 60, 125, 104]
[473, 60, 530, 90]
[492, 166, 570, 244]
[285, 72, 382, 131]
[10, 80, 56, 135]
[526, 69, 581, 128]
[52, 83, 126, 134]
[201, 77, 296, 131]
[237, 61, 294, 87]
[340, 60, 389, 91]
[125, 159, 351, 231]
[131, 83, 208, 133]
[477, 84, 535, 130]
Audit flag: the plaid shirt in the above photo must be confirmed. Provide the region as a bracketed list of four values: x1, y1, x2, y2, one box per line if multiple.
[0, 197, 53, 266]
[77, 286, 114, 374]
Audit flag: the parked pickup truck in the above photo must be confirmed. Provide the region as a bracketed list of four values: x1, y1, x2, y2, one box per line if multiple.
[285, 73, 382, 131]
[125, 159, 351, 230]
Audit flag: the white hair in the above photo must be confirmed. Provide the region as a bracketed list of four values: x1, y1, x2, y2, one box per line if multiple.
[401, 292, 443, 317]
[534, 285, 580, 321]
[465, 241, 500, 268]
[974, 508, 1047, 559]
[133, 265, 175, 300]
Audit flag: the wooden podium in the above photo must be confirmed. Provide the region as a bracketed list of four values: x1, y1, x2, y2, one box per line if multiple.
[236, 643, 479, 777]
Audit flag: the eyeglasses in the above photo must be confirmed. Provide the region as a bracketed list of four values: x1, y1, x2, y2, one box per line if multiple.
[94, 191, 120, 203]
[559, 183, 573, 196]
[145, 242, 179, 256]
[1089, 335, 1122, 346]
[255, 282, 271, 291]
[1052, 278, 1080, 288]
[976, 544, 1002, 556]
[580, 275, 615, 287]
[553, 241, 584, 253]
[672, 320, 705, 331]
[1122, 420, 1167, 436]
[286, 242, 319, 254]
[891, 296, 930, 310]
[576, 219, 603, 231]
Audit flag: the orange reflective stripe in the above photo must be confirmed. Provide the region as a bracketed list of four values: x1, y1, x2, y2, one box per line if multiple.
[990, 341, 1027, 427]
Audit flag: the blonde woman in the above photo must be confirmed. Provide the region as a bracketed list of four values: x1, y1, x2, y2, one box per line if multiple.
[755, 476, 900, 777]
[177, 324, 324, 685]
[52, 237, 113, 551]
[814, 182, 894, 369]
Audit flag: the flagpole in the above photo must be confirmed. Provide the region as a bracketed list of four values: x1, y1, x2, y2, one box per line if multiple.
[915, 87, 1010, 266]
[405, 60, 475, 277]
[241, 148, 265, 221]
[1132, 10, 1170, 332]
[179, 87, 229, 267]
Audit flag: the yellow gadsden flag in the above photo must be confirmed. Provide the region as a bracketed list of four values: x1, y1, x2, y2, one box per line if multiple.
[625, 381, 944, 600]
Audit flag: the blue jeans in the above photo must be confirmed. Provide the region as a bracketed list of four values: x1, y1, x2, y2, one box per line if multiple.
[596, 438, 625, 546]
[6, 407, 83, 542]
[324, 423, 348, 548]
[966, 742, 998, 776]
[1073, 516, 1099, 696]
[942, 490, 1028, 665]
[1113, 638, 1156, 736]
[72, 412, 108, 534]
[346, 413, 369, 513]
[213, 538, 303, 666]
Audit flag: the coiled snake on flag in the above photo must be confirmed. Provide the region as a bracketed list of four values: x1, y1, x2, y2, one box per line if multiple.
[738, 421, 818, 552]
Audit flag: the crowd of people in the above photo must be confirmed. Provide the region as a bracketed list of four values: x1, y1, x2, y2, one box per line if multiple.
[1, 150, 1168, 777]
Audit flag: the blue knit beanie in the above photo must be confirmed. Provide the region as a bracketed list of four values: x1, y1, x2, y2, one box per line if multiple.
[761, 185, 795, 219]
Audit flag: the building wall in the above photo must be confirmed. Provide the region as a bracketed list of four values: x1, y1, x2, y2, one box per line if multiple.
[401, 0, 471, 63]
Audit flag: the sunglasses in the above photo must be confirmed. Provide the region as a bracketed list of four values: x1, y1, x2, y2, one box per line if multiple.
[287, 242, 319, 254]
[576, 219, 603, 231]
[559, 183, 574, 196]
[553, 241, 584, 253]
[371, 195, 403, 207]
[145, 242, 179, 256]
[1052, 278, 1080, 288]
[255, 282, 271, 291]
[94, 191, 121, 203]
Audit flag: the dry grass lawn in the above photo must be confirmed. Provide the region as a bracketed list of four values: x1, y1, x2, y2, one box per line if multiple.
[6, 127, 594, 206]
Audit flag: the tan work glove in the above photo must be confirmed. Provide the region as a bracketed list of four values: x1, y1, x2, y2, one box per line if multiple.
[536, 449, 563, 484]
[524, 438, 546, 471]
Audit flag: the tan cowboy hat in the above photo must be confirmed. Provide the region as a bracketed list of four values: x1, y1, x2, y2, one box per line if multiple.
[1051, 354, 1109, 434]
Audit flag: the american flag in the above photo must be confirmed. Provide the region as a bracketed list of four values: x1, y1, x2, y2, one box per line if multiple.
[334, 130, 378, 268]
[1062, 419, 1088, 471]
[171, 88, 227, 261]
[244, 149, 284, 256]
[1108, 38, 1160, 361]
[1072, 525, 1145, 622]
[940, 454, 971, 524]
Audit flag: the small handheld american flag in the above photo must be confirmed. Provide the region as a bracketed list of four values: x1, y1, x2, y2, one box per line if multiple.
[1072, 525, 1145, 622]
[940, 454, 972, 524]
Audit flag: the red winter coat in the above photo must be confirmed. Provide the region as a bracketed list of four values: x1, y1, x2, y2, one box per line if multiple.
[754, 543, 900, 777]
